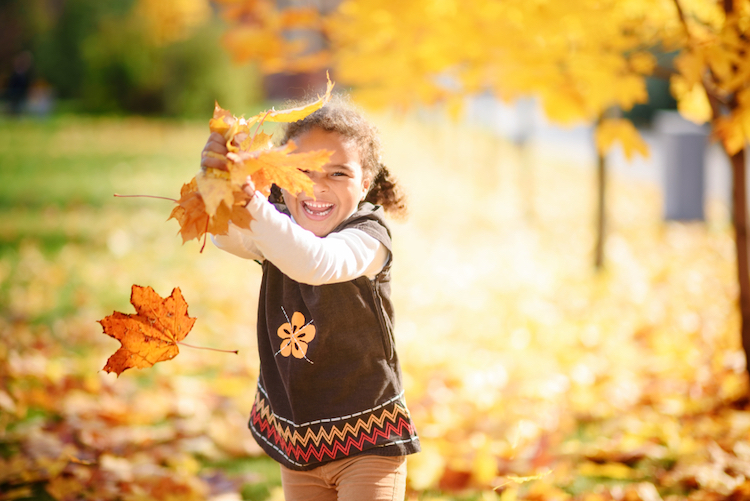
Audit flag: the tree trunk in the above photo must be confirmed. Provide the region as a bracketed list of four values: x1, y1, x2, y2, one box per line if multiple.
[594, 113, 607, 270]
[730, 148, 750, 372]
[595, 149, 606, 270]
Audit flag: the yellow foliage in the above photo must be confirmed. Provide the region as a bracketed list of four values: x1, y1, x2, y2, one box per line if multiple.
[325, 0, 674, 122]
[215, 0, 750, 161]
[629, 51, 657, 74]
[214, 0, 323, 73]
[134, 0, 211, 45]
[714, 114, 747, 155]
[672, 76, 713, 125]
[595, 118, 649, 160]
[674, 49, 706, 88]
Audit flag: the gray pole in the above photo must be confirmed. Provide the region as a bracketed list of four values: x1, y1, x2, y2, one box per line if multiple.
[655, 111, 708, 221]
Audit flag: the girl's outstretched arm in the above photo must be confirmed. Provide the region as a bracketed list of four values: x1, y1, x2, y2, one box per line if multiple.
[218, 193, 388, 285]
[212, 224, 263, 261]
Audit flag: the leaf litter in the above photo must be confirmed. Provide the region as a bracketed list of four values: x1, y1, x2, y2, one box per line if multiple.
[0, 115, 749, 500]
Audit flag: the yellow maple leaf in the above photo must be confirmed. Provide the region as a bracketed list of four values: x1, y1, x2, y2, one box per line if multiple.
[613, 74, 649, 111]
[239, 130, 274, 152]
[196, 169, 234, 217]
[671, 77, 712, 125]
[595, 118, 649, 160]
[629, 51, 657, 75]
[246, 76, 335, 126]
[231, 141, 331, 197]
[714, 114, 746, 155]
[674, 50, 706, 87]
[208, 101, 236, 137]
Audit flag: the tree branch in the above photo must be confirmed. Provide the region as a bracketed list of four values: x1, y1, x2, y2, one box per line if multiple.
[652, 65, 677, 80]
[672, 0, 691, 40]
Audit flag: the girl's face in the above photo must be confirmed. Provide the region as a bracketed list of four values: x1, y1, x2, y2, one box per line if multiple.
[281, 129, 371, 237]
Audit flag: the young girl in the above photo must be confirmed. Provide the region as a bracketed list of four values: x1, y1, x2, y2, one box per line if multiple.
[201, 96, 420, 501]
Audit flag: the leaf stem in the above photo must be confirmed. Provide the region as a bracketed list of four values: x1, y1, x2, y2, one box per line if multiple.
[178, 341, 238, 354]
[200, 216, 209, 253]
[251, 110, 273, 143]
[114, 193, 179, 203]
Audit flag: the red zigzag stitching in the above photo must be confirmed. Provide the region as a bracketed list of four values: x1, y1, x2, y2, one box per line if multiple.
[251, 412, 416, 463]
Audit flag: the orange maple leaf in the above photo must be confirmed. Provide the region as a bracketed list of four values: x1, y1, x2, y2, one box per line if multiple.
[231, 141, 333, 197]
[98, 285, 196, 376]
[169, 178, 252, 245]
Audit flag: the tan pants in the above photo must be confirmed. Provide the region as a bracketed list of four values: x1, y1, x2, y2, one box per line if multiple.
[280, 455, 407, 501]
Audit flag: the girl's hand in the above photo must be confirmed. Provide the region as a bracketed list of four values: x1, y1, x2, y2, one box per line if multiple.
[242, 176, 257, 200]
[201, 132, 229, 171]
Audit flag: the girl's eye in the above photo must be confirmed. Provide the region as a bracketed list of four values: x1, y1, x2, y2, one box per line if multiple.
[332, 172, 347, 177]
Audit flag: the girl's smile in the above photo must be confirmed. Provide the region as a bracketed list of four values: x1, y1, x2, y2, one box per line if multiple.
[301, 200, 335, 219]
[282, 129, 370, 237]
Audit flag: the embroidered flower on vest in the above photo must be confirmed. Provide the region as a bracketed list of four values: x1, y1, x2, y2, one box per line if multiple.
[276, 308, 316, 362]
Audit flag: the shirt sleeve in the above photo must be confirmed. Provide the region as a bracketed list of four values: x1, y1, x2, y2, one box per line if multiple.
[211, 224, 263, 261]
[211, 193, 389, 285]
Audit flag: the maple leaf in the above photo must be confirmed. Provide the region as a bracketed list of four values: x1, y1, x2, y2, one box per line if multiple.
[208, 101, 236, 138]
[169, 179, 210, 244]
[196, 169, 234, 217]
[237, 130, 274, 152]
[713, 114, 746, 156]
[250, 77, 335, 125]
[98, 285, 196, 376]
[169, 178, 251, 245]
[595, 118, 649, 161]
[671, 76, 712, 125]
[230, 141, 332, 197]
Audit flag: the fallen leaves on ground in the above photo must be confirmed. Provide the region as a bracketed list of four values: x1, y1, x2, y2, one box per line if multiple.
[1, 117, 749, 501]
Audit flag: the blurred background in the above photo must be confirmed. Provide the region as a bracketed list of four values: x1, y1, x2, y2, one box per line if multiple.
[2, 1, 750, 501]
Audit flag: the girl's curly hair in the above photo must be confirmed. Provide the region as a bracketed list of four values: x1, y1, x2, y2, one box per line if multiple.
[277, 94, 407, 218]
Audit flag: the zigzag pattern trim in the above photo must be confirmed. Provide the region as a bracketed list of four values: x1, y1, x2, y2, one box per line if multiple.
[256, 383, 405, 427]
[251, 393, 414, 447]
[250, 393, 418, 464]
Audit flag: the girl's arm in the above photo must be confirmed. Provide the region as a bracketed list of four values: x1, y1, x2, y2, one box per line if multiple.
[211, 224, 263, 261]
[214, 194, 388, 285]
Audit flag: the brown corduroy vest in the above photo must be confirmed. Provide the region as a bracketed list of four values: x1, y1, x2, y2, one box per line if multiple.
[248, 202, 420, 470]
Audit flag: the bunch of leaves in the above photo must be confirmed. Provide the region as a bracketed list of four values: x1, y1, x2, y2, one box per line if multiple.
[168, 77, 334, 246]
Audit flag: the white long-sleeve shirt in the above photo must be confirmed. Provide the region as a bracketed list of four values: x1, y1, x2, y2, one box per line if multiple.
[212, 193, 389, 286]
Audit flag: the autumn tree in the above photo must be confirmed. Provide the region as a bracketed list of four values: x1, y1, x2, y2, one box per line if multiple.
[215, 0, 750, 376]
